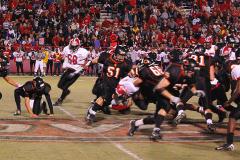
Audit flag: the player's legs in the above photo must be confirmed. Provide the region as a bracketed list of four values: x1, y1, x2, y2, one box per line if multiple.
[34, 61, 40, 76]
[20, 62, 24, 75]
[14, 88, 25, 115]
[32, 97, 42, 115]
[54, 69, 80, 105]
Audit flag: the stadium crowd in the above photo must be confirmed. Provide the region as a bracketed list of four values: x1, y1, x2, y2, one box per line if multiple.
[0, 0, 239, 76]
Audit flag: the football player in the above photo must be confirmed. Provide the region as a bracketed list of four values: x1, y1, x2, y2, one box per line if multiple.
[216, 62, 240, 151]
[85, 45, 133, 124]
[0, 55, 21, 98]
[204, 37, 217, 57]
[128, 58, 201, 139]
[54, 38, 89, 106]
[14, 77, 55, 117]
[180, 45, 217, 132]
[215, 45, 240, 151]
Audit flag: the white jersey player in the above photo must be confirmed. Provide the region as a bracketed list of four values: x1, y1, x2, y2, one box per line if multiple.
[204, 37, 217, 57]
[110, 76, 140, 111]
[54, 38, 89, 106]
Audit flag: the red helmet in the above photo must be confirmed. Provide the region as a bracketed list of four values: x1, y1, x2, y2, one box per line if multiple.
[204, 37, 212, 49]
[116, 84, 126, 97]
[220, 46, 232, 59]
[69, 38, 80, 51]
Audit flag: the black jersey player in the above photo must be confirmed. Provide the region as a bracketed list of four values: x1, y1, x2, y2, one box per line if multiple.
[14, 77, 55, 117]
[85, 45, 133, 124]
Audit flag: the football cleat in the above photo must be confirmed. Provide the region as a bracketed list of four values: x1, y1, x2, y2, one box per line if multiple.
[85, 113, 95, 125]
[14, 109, 21, 116]
[207, 123, 216, 132]
[101, 105, 111, 115]
[151, 128, 163, 140]
[128, 120, 139, 136]
[218, 111, 227, 123]
[41, 101, 48, 115]
[53, 98, 63, 106]
[172, 112, 186, 127]
[216, 144, 234, 151]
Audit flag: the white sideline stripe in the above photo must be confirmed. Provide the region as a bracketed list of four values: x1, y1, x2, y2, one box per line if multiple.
[56, 105, 143, 160]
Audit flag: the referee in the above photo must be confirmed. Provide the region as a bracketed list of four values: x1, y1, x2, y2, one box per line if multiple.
[34, 47, 45, 77]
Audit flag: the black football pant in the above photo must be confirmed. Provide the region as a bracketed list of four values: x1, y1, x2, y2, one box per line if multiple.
[57, 69, 80, 100]
[54, 63, 61, 76]
[92, 76, 102, 98]
[211, 83, 228, 105]
[46, 60, 53, 75]
[14, 88, 44, 115]
[92, 81, 115, 112]
[16, 62, 24, 75]
[180, 76, 211, 110]
[30, 60, 35, 74]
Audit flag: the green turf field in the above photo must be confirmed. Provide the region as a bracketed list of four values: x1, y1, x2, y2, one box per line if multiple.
[0, 76, 239, 160]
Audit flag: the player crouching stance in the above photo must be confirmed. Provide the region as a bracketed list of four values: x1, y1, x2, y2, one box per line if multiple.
[14, 77, 56, 117]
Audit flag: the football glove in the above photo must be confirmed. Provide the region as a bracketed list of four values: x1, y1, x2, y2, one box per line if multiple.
[170, 96, 181, 104]
[193, 90, 205, 97]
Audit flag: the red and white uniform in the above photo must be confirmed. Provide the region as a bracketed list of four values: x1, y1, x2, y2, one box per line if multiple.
[111, 76, 139, 106]
[205, 45, 216, 57]
[221, 46, 236, 60]
[13, 51, 24, 62]
[231, 65, 240, 80]
[62, 46, 89, 71]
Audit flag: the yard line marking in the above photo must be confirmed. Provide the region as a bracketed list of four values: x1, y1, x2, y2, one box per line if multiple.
[56, 105, 143, 160]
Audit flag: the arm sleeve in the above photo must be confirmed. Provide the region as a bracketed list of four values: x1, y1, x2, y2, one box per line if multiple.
[44, 84, 54, 114]
[22, 82, 33, 97]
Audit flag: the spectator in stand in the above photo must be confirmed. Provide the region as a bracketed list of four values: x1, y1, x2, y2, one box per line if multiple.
[53, 48, 62, 76]
[103, 1, 112, 14]
[102, 17, 112, 30]
[52, 33, 62, 47]
[3, 19, 10, 33]
[13, 48, 24, 76]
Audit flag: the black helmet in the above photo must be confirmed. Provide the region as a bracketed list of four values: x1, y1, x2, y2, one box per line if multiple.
[113, 45, 128, 61]
[183, 58, 199, 72]
[33, 77, 45, 90]
[0, 55, 8, 71]
[226, 35, 236, 44]
[194, 45, 205, 55]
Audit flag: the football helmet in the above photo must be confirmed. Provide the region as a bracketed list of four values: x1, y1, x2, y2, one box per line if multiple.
[183, 58, 200, 73]
[204, 37, 212, 49]
[116, 84, 127, 97]
[0, 55, 8, 71]
[194, 45, 205, 55]
[113, 45, 128, 62]
[69, 38, 80, 52]
[33, 77, 45, 91]
[226, 35, 236, 48]
[219, 46, 232, 60]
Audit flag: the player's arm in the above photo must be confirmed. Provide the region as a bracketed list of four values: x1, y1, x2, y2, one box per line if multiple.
[3, 76, 20, 87]
[133, 77, 142, 87]
[228, 79, 240, 104]
[155, 77, 173, 99]
[24, 97, 38, 117]
[210, 65, 215, 81]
